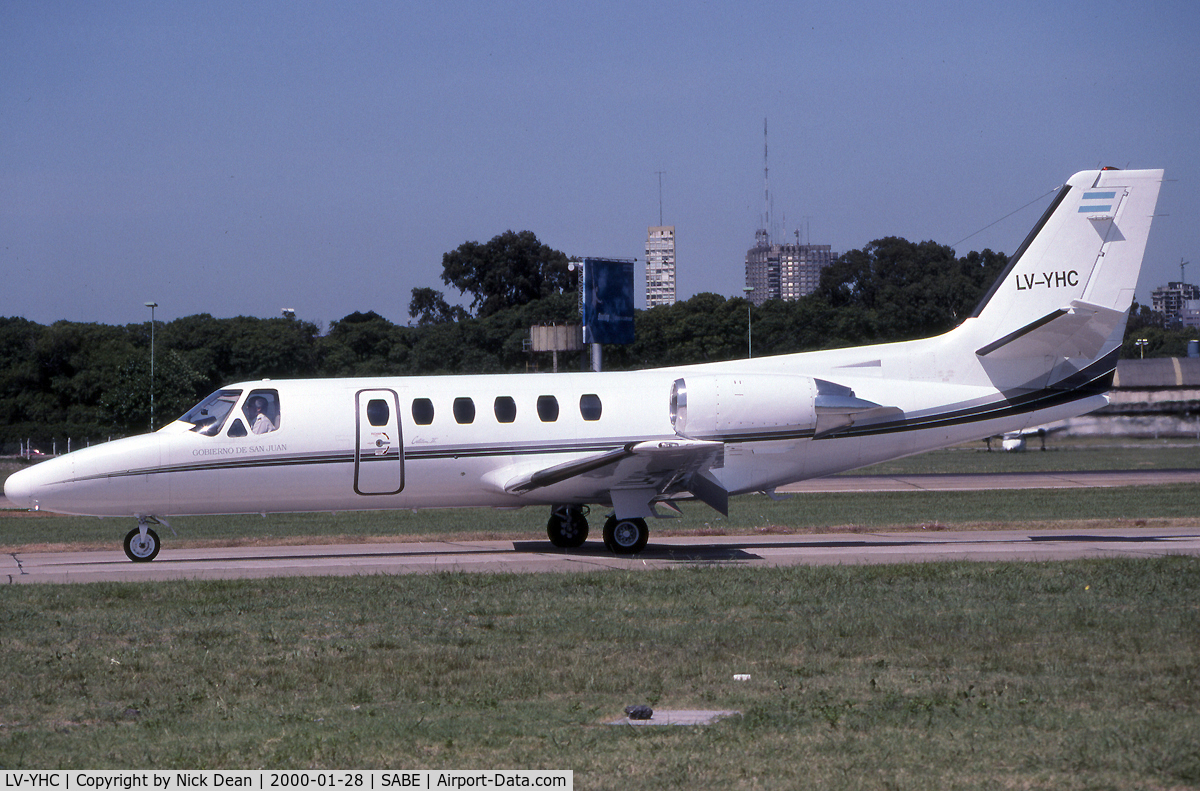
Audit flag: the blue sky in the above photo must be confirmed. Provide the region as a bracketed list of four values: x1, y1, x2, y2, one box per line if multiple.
[3, 1, 1197, 328]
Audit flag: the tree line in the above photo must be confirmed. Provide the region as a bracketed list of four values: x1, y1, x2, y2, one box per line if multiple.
[1, 231, 1187, 449]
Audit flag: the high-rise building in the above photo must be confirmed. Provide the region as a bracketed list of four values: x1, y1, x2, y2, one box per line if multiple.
[745, 232, 834, 306]
[645, 226, 676, 308]
[1181, 300, 1200, 329]
[1151, 282, 1200, 324]
[743, 118, 835, 305]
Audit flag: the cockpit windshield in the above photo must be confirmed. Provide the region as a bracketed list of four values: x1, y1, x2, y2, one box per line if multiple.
[178, 389, 242, 436]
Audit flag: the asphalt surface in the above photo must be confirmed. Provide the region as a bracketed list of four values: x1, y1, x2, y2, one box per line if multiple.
[778, 469, 1200, 492]
[4, 468, 1199, 584]
[5, 528, 1199, 584]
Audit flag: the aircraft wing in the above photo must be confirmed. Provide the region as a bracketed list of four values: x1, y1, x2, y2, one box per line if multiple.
[502, 438, 727, 514]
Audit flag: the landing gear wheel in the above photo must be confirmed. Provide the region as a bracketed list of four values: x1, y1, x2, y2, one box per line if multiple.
[603, 516, 648, 555]
[547, 506, 589, 548]
[124, 526, 161, 562]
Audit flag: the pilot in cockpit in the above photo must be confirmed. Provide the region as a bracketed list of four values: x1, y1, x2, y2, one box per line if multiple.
[249, 396, 276, 434]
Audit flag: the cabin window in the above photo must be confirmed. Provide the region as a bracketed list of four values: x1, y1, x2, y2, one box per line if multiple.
[179, 389, 242, 436]
[242, 389, 280, 434]
[537, 395, 559, 422]
[494, 396, 517, 423]
[453, 397, 476, 424]
[412, 398, 434, 425]
[227, 419, 248, 437]
[366, 399, 390, 427]
[580, 394, 602, 421]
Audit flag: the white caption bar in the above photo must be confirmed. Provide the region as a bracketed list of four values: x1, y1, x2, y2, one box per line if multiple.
[0, 772, 572, 791]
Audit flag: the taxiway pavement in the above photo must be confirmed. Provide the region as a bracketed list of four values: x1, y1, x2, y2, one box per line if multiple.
[5, 527, 1199, 585]
[4, 468, 1199, 584]
[777, 468, 1200, 492]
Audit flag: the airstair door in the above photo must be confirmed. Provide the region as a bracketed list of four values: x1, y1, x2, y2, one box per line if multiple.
[354, 388, 404, 496]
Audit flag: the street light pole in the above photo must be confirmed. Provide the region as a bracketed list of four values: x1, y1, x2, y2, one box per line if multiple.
[145, 302, 158, 430]
[742, 287, 754, 358]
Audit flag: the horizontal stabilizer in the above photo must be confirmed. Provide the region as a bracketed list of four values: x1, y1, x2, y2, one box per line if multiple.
[975, 300, 1126, 361]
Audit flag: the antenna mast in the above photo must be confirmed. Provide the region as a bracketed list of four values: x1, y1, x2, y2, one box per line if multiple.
[763, 118, 770, 245]
[655, 170, 666, 226]
[1181, 257, 1190, 283]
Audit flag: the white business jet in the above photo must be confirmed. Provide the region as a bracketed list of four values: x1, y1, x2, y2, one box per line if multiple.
[5, 168, 1163, 561]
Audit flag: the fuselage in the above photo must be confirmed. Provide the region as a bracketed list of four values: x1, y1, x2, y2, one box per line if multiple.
[3, 329, 1109, 520]
[4, 167, 1162, 531]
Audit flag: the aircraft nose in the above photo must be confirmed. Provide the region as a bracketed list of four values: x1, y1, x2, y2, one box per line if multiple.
[4, 466, 34, 509]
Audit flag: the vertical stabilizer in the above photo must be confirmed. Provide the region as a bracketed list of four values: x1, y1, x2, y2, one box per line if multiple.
[950, 168, 1162, 393]
[971, 168, 1163, 336]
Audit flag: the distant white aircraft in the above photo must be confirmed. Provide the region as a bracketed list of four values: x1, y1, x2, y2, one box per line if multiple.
[5, 168, 1163, 561]
[999, 427, 1049, 452]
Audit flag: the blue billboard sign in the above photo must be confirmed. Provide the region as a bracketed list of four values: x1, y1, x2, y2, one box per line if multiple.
[580, 258, 636, 345]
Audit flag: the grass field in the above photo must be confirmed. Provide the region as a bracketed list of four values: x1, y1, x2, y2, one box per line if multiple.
[2, 438, 1199, 787]
[1, 559, 1197, 788]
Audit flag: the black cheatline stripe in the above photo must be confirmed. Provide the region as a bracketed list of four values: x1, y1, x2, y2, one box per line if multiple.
[74, 441, 633, 483]
[685, 350, 1118, 444]
[822, 350, 1118, 440]
[405, 441, 626, 462]
[69, 357, 1118, 485]
[77, 452, 353, 482]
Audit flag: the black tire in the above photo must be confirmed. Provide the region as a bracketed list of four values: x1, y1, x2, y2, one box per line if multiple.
[123, 527, 161, 562]
[546, 507, 589, 548]
[602, 516, 648, 555]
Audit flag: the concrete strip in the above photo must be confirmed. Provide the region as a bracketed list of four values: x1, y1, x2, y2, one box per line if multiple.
[777, 469, 1200, 493]
[6, 528, 1199, 585]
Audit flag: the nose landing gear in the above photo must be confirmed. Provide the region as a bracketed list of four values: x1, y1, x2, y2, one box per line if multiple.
[124, 516, 165, 562]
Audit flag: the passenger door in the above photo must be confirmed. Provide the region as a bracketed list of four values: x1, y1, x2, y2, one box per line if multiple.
[354, 388, 403, 495]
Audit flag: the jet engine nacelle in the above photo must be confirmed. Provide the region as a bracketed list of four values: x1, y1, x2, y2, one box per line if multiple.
[670, 374, 817, 439]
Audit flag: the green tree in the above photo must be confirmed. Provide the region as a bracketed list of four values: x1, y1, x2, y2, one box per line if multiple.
[440, 230, 573, 318]
[751, 297, 847, 355]
[319, 311, 410, 376]
[608, 293, 748, 369]
[1120, 302, 1199, 359]
[160, 314, 321, 389]
[99, 348, 207, 432]
[816, 238, 1008, 342]
[408, 287, 469, 326]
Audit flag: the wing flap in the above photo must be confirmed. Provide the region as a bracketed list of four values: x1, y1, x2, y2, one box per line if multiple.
[503, 445, 635, 495]
[502, 438, 727, 513]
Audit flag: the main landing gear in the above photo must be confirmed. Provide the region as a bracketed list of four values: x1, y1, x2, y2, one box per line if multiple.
[546, 505, 649, 555]
[602, 515, 649, 554]
[546, 505, 589, 548]
[123, 516, 164, 562]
